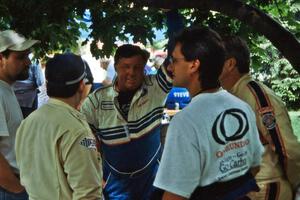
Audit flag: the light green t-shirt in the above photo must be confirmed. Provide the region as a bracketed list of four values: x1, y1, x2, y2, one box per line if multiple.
[16, 98, 102, 200]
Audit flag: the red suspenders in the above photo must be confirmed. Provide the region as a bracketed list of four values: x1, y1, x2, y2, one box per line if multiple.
[247, 81, 287, 174]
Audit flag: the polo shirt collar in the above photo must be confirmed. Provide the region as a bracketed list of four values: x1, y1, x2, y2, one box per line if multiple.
[230, 73, 252, 94]
[48, 98, 85, 120]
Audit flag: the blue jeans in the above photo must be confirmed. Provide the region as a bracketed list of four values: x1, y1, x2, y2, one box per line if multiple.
[0, 187, 28, 200]
[103, 161, 159, 200]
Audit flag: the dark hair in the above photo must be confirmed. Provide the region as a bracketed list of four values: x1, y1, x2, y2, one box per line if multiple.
[174, 26, 226, 90]
[114, 44, 149, 65]
[222, 36, 250, 74]
[141, 49, 150, 63]
[46, 53, 85, 98]
[1, 49, 12, 58]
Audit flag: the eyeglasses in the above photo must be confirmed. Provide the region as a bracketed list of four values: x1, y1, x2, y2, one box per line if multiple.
[168, 56, 186, 64]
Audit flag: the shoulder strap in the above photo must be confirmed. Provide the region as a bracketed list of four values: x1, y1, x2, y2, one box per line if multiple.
[247, 81, 287, 173]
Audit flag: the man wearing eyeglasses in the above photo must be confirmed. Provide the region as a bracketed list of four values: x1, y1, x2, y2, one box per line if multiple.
[15, 53, 102, 200]
[153, 27, 264, 200]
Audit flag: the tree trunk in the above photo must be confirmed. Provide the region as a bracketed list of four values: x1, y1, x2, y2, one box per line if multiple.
[134, 0, 300, 74]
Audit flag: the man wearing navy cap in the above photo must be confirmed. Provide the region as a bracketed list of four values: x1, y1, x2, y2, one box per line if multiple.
[15, 53, 102, 199]
[0, 30, 39, 199]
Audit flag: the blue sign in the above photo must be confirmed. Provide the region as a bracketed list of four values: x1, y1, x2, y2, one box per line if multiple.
[165, 87, 191, 109]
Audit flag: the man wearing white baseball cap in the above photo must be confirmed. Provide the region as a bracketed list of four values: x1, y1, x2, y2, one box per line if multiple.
[0, 30, 39, 199]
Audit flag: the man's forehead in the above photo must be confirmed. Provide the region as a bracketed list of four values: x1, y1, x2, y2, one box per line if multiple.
[117, 55, 144, 64]
[173, 43, 183, 56]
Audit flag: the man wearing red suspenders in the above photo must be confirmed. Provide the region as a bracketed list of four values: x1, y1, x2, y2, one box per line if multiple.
[220, 36, 300, 200]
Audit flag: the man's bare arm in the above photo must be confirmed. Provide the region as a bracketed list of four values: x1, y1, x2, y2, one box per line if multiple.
[0, 152, 24, 193]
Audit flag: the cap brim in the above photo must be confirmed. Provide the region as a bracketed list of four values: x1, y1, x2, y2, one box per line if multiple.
[8, 39, 40, 51]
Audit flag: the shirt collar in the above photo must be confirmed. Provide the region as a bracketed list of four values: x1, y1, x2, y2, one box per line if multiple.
[48, 98, 85, 119]
[191, 88, 225, 102]
[230, 73, 252, 94]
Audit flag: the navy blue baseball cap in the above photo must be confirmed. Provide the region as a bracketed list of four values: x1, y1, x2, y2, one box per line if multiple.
[46, 53, 87, 86]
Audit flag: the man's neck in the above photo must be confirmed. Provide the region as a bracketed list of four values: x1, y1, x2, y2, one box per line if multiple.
[187, 75, 221, 97]
[0, 76, 13, 85]
[54, 96, 80, 110]
[222, 71, 246, 91]
[191, 87, 221, 97]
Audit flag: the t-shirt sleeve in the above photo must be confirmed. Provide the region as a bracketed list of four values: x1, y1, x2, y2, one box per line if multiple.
[60, 130, 102, 200]
[0, 101, 9, 136]
[154, 115, 200, 198]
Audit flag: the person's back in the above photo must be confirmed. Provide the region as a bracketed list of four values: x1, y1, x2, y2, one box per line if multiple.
[157, 89, 263, 199]
[15, 53, 102, 200]
[220, 36, 300, 200]
[181, 90, 262, 185]
[16, 100, 101, 199]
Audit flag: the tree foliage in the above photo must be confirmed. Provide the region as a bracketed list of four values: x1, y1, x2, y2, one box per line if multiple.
[252, 39, 300, 110]
[0, 1, 299, 60]
[0, 0, 299, 107]
[87, 1, 165, 58]
[0, 0, 88, 56]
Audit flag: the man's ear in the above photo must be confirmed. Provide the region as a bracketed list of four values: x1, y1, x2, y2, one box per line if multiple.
[0, 53, 4, 67]
[223, 57, 237, 72]
[78, 80, 85, 93]
[190, 59, 200, 74]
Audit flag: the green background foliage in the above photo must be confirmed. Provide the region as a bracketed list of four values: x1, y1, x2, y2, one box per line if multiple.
[0, 0, 299, 108]
[290, 111, 300, 140]
[179, 0, 300, 109]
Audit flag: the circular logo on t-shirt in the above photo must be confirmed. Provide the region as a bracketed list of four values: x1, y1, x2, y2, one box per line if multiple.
[212, 108, 249, 145]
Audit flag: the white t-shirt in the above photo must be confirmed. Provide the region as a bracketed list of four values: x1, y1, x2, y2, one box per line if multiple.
[0, 80, 23, 172]
[154, 90, 264, 198]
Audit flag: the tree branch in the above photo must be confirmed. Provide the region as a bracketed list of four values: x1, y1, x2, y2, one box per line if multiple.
[133, 0, 300, 74]
[209, 0, 300, 74]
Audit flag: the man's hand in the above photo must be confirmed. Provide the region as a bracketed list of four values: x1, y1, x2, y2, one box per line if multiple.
[4, 182, 25, 194]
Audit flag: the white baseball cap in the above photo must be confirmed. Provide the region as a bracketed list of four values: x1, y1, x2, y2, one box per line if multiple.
[0, 30, 39, 53]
